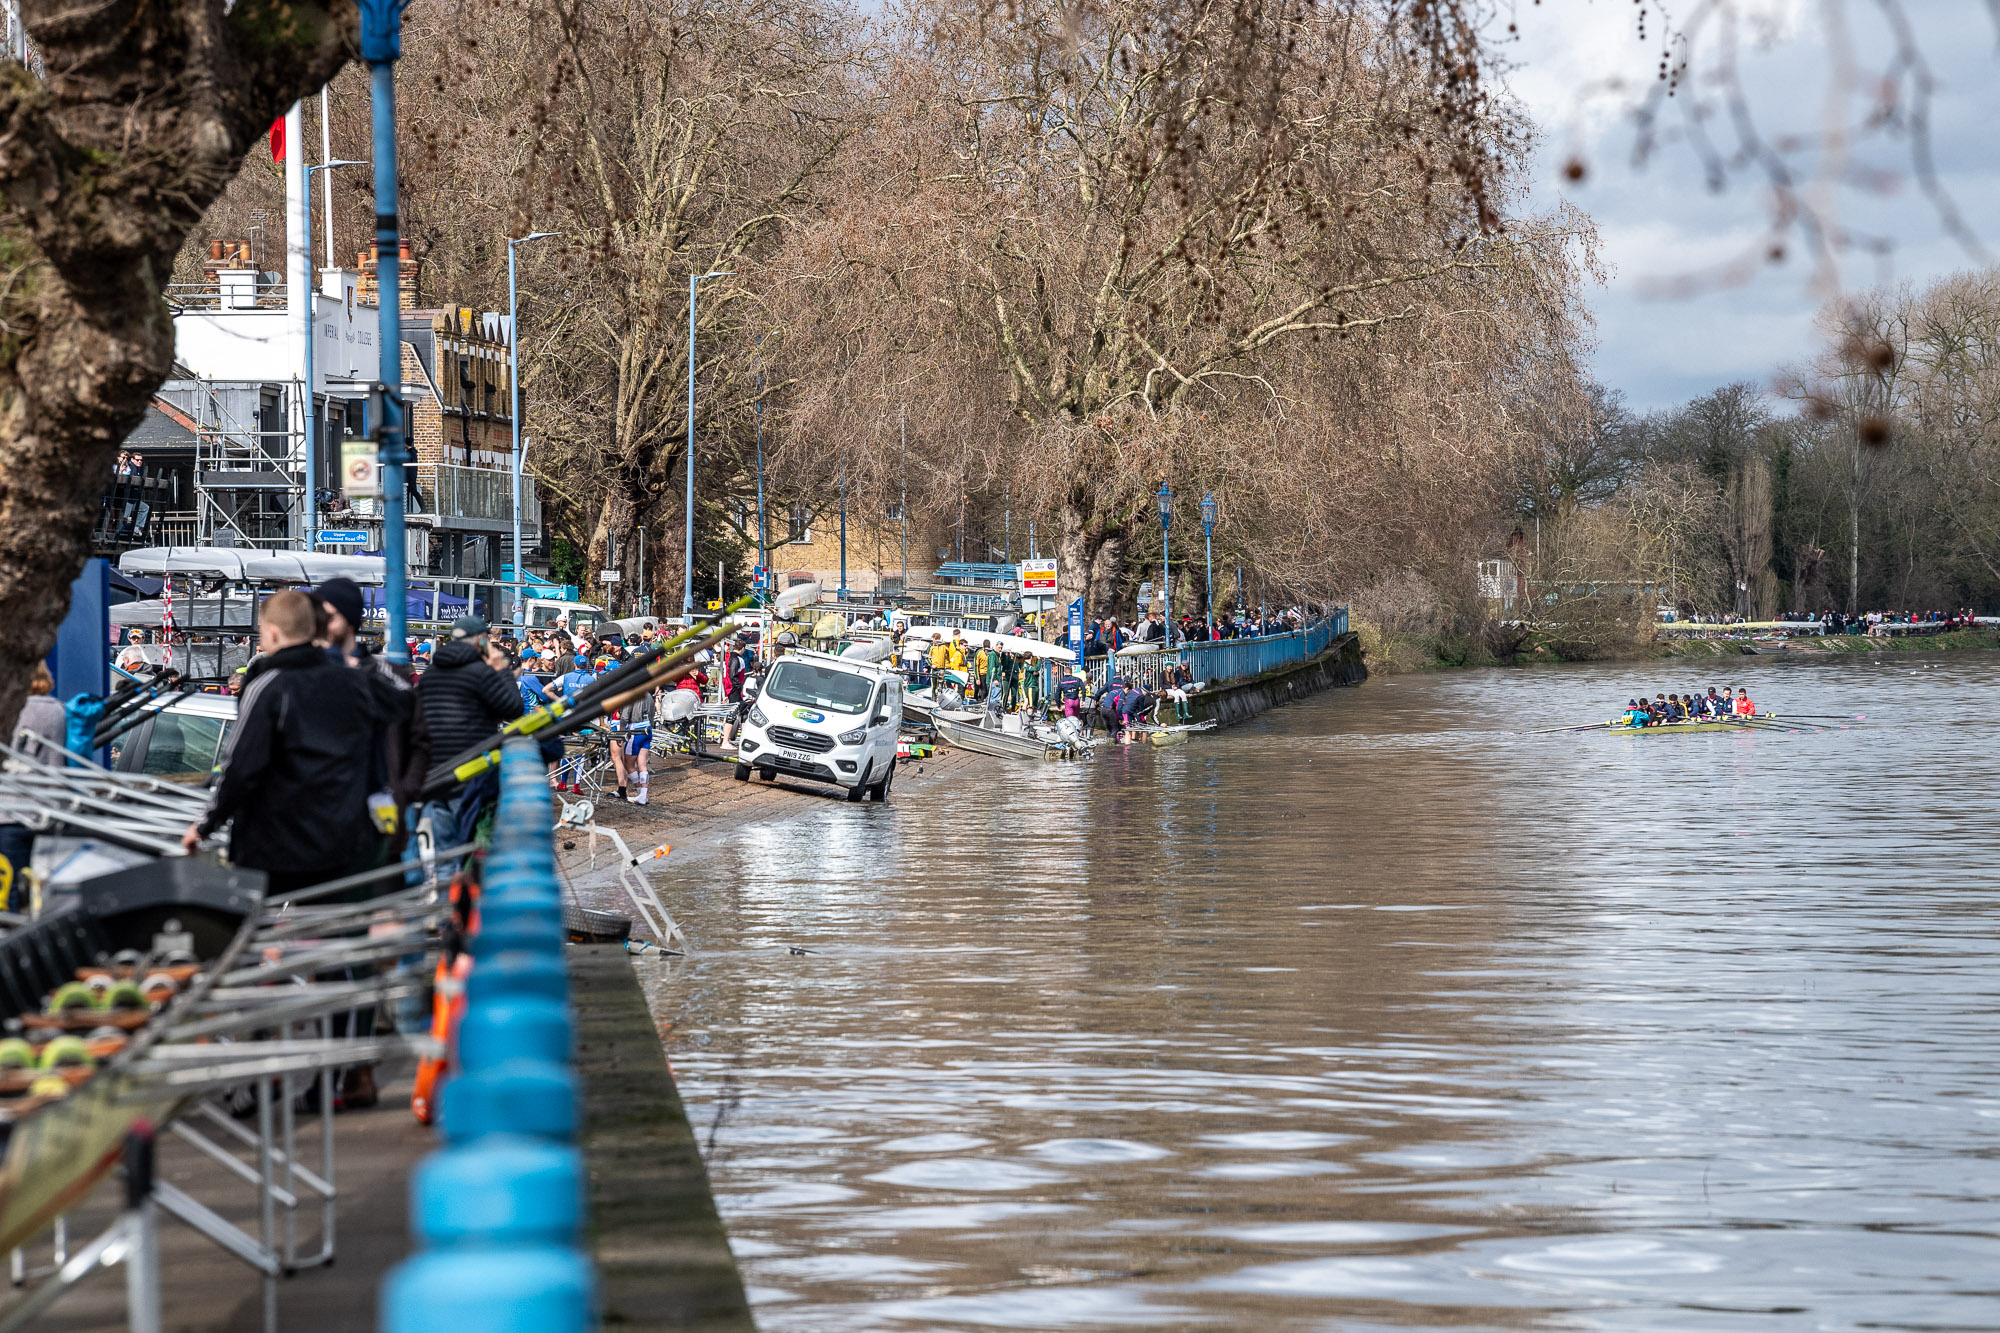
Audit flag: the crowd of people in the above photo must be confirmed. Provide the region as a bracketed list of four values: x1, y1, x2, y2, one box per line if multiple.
[1620, 687, 1757, 725]
[900, 629, 1048, 711]
[1080, 607, 1308, 654]
[167, 581, 773, 906]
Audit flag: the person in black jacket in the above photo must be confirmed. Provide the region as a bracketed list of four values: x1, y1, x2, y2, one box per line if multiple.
[412, 616, 524, 854]
[180, 590, 395, 895]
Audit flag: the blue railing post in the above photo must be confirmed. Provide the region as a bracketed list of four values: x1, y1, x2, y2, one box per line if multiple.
[382, 739, 596, 1332]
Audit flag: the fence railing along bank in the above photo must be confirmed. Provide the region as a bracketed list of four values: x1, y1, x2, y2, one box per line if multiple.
[1087, 608, 1349, 693]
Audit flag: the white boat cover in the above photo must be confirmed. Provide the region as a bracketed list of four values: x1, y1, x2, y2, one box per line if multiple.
[902, 627, 1079, 663]
[119, 547, 387, 585]
[109, 597, 260, 629]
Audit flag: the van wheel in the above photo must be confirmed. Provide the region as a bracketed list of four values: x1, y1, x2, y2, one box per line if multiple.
[733, 763, 751, 782]
[757, 768, 775, 782]
[871, 761, 894, 803]
[845, 763, 870, 802]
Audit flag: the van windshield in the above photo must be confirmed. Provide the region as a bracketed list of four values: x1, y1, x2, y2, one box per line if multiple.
[763, 662, 873, 715]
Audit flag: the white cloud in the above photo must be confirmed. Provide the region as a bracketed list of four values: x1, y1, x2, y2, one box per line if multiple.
[1498, 0, 2000, 411]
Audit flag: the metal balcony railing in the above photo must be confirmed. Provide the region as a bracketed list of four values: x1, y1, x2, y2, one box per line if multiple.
[411, 465, 541, 527]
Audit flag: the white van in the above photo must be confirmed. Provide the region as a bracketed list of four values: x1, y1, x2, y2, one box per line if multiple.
[524, 598, 607, 635]
[735, 648, 902, 802]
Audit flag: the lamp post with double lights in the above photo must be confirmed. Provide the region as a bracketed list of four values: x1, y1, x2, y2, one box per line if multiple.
[300, 157, 367, 552]
[1200, 492, 1217, 641]
[1156, 482, 1173, 646]
[506, 230, 560, 624]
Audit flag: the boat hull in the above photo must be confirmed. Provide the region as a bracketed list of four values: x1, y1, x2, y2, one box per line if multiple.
[933, 716, 1072, 760]
[1606, 720, 1759, 733]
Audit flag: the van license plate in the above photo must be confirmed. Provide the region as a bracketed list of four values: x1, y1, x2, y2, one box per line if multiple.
[777, 748, 815, 764]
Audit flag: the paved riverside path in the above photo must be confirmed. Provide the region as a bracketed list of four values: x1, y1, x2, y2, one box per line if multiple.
[22, 955, 752, 1331]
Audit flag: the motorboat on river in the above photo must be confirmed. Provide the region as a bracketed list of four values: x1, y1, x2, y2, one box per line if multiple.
[933, 712, 1093, 760]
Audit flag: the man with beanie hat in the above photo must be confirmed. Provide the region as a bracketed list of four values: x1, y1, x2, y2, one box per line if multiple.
[313, 577, 375, 669]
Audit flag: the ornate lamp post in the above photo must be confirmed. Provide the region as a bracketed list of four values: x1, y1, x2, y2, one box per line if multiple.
[1200, 492, 1217, 641]
[1156, 481, 1172, 646]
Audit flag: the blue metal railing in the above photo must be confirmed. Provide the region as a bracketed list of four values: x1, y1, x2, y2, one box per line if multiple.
[382, 738, 595, 1331]
[1089, 607, 1349, 691]
[930, 590, 1010, 615]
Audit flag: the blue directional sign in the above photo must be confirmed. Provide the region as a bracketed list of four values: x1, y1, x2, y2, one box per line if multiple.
[317, 530, 368, 546]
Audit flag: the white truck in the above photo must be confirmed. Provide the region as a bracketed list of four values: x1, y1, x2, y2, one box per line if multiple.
[523, 597, 607, 636]
[734, 648, 903, 802]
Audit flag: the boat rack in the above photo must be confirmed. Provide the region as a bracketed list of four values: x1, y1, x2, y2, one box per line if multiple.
[555, 798, 684, 953]
[0, 740, 449, 1332]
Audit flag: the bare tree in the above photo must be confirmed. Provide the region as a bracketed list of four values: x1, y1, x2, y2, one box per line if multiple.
[771, 0, 1597, 615]
[0, 0, 355, 733]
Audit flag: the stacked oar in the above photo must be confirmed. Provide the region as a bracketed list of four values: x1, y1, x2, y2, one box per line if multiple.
[382, 738, 594, 1331]
[418, 594, 758, 802]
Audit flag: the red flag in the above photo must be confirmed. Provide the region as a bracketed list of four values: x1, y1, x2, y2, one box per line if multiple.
[268, 117, 285, 163]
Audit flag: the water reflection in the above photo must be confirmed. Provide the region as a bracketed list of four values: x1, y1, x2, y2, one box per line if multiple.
[638, 654, 2000, 1330]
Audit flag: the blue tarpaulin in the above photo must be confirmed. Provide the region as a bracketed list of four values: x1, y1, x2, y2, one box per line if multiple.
[48, 559, 109, 705]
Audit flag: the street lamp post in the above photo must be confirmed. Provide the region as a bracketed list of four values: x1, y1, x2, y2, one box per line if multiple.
[1156, 482, 1173, 647]
[301, 158, 367, 554]
[756, 338, 768, 579]
[684, 270, 731, 617]
[358, 0, 409, 664]
[506, 230, 560, 624]
[1200, 492, 1217, 642]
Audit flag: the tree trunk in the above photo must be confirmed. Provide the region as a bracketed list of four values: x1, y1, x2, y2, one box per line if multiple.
[1058, 496, 1128, 620]
[0, 0, 354, 736]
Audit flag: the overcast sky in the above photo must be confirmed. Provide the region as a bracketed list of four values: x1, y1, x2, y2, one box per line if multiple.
[1501, 0, 2000, 413]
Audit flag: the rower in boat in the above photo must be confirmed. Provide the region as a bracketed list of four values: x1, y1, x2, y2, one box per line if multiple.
[1733, 686, 1755, 716]
[1622, 699, 1649, 726]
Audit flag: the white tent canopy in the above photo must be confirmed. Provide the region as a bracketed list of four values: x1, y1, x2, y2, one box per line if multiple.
[110, 596, 260, 629]
[118, 547, 387, 586]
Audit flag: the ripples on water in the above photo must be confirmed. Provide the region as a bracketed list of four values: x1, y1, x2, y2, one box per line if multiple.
[638, 654, 2000, 1330]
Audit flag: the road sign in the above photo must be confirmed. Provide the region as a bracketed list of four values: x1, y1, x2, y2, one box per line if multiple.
[339, 441, 378, 497]
[1020, 558, 1058, 593]
[707, 599, 722, 610]
[600, 569, 621, 584]
[317, 529, 368, 546]
[1067, 597, 1083, 650]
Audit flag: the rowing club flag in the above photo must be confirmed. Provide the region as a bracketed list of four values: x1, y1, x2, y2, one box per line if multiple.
[268, 117, 285, 162]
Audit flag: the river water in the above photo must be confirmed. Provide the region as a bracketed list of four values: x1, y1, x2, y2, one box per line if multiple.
[641, 653, 2000, 1331]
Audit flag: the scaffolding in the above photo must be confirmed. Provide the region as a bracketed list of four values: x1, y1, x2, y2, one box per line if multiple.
[161, 378, 308, 551]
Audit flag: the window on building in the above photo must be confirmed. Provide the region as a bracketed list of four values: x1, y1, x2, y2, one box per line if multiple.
[885, 501, 904, 521]
[788, 504, 812, 544]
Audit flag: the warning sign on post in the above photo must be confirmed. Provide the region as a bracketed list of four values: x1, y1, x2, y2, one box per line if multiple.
[1019, 559, 1058, 594]
[340, 440, 379, 498]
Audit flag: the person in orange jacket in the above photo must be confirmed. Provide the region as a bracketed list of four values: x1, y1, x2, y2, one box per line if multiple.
[1733, 687, 1756, 716]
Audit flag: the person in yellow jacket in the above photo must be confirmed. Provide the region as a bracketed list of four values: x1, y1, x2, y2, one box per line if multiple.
[972, 644, 992, 699]
[943, 633, 967, 672]
[927, 633, 949, 672]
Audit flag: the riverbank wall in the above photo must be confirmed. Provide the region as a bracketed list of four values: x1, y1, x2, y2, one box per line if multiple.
[1362, 623, 2000, 674]
[1661, 627, 2000, 660]
[1184, 631, 1367, 728]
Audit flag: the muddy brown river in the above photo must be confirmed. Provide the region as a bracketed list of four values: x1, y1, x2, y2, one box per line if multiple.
[640, 652, 2000, 1330]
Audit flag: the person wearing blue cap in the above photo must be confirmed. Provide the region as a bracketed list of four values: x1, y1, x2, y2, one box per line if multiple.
[553, 654, 595, 702]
